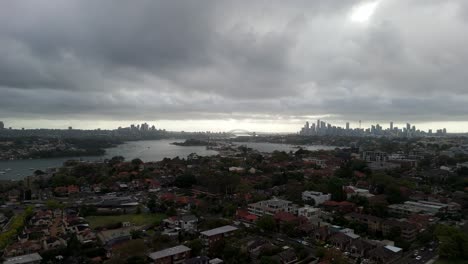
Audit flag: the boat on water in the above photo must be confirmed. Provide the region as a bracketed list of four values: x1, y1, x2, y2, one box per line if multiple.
[0, 171, 5, 175]
[5, 168, 12, 171]
[29, 168, 35, 170]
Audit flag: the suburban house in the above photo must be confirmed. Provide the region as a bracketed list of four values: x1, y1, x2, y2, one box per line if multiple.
[147, 245, 191, 264]
[200, 225, 238, 248]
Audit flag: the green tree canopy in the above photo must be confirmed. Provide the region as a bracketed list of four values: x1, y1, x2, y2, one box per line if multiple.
[257, 215, 276, 232]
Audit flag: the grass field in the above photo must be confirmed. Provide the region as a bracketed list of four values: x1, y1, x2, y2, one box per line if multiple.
[86, 213, 165, 229]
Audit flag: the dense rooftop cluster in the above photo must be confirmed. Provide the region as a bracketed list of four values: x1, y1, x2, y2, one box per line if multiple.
[0, 135, 467, 264]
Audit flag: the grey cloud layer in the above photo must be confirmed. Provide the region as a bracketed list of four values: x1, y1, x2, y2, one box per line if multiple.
[1, 0, 468, 123]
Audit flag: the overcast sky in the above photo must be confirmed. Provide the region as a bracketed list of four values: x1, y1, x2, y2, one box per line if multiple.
[1, 0, 468, 132]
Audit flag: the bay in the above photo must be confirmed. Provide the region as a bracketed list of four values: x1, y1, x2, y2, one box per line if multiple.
[234, 141, 336, 153]
[0, 139, 335, 180]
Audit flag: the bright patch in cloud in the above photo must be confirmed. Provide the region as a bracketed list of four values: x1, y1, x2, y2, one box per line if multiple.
[350, 1, 379, 23]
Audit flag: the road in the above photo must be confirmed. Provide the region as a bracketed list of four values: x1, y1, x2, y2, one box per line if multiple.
[394, 247, 438, 264]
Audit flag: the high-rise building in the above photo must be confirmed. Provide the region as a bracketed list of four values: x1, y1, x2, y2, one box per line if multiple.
[390, 121, 393, 130]
[317, 119, 320, 130]
[305, 122, 310, 129]
[406, 123, 411, 131]
[346, 122, 350, 130]
[0, 121, 4, 130]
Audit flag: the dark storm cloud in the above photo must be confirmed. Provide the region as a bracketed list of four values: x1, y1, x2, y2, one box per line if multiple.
[1, 0, 468, 124]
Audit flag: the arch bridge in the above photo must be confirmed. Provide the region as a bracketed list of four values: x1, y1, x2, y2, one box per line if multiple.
[227, 129, 256, 137]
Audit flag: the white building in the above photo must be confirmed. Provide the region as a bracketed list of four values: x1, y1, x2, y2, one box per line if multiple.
[344, 186, 374, 199]
[297, 205, 321, 222]
[361, 151, 388, 162]
[388, 200, 454, 216]
[179, 215, 198, 232]
[248, 198, 297, 216]
[302, 158, 327, 168]
[301, 191, 331, 205]
[229, 167, 245, 173]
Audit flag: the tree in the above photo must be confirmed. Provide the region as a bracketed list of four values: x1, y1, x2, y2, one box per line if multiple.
[260, 256, 280, 264]
[435, 224, 468, 260]
[386, 226, 401, 241]
[322, 248, 348, 264]
[34, 170, 45, 176]
[222, 203, 237, 217]
[285, 180, 305, 203]
[66, 234, 82, 256]
[174, 174, 197, 188]
[282, 221, 299, 237]
[24, 189, 32, 200]
[109, 156, 125, 166]
[131, 158, 143, 166]
[46, 199, 64, 210]
[222, 242, 250, 263]
[348, 196, 368, 207]
[166, 207, 177, 216]
[130, 230, 143, 239]
[187, 239, 204, 256]
[327, 177, 346, 201]
[126, 256, 146, 264]
[315, 247, 325, 258]
[257, 215, 276, 232]
[385, 184, 405, 204]
[272, 173, 288, 186]
[271, 151, 290, 162]
[368, 203, 388, 217]
[147, 197, 157, 213]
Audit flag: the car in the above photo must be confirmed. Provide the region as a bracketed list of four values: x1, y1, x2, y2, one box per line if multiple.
[416, 256, 422, 261]
[429, 248, 434, 252]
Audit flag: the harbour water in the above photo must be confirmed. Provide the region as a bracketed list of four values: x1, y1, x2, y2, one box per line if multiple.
[0, 139, 335, 180]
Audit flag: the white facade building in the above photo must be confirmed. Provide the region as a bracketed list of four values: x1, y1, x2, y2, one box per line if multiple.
[248, 198, 297, 216]
[297, 205, 321, 222]
[301, 191, 331, 205]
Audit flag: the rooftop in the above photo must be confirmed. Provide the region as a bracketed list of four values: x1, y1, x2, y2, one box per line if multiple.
[200, 225, 238, 237]
[3, 253, 43, 264]
[148, 245, 191, 260]
[384, 245, 403, 253]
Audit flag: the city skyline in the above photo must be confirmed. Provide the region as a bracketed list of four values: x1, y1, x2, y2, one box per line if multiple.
[300, 119, 447, 137]
[0, 119, 461, 135]
[2, 1, 468, 132]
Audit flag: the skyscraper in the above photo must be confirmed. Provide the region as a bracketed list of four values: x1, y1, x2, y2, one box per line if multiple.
[390, 121, 393, 130]
[0, 121, 4, 130]
[346, 122, 350, 130]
